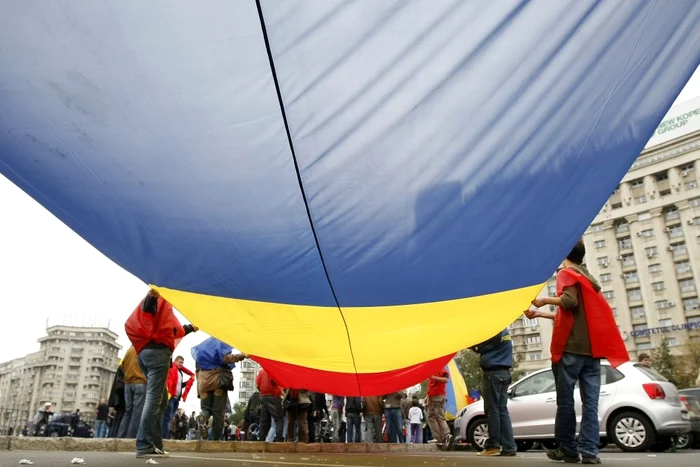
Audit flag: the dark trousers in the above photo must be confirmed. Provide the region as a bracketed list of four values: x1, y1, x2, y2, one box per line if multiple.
[286, 409, 309, 443]
[482, 369, 516, 452]
[553, 353, 601, 458]
[259, 395, 284, 442]
[200, 389, 227, 441]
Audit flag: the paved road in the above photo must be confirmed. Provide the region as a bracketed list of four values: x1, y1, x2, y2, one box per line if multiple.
[2, 451, 699, 467]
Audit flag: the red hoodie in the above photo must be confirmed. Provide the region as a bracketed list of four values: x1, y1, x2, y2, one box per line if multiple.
[166, 362, 195, 402]
[125, 295, 186, 353]
[255, 369, 282, 398]
[551, 267, 629, 368]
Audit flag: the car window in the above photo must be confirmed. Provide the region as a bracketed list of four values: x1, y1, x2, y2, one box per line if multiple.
[603, 366, 625, 385]
[681, 389, 700, 399]
[633, 363, 669, 382]
[513, 370, 555, 397]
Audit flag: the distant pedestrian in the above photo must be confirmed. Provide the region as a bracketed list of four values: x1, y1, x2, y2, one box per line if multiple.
[425, 369, 453, 449]
[95, 399, 110, 438]
[408, 399, 423, 444]
[118, 346, 147, 438]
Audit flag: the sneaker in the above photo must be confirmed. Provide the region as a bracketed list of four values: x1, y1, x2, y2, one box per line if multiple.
[582, 457, 602, 464]
[547, 448, 580, 463]
[427, 439, 439, 444]
[500, 451, 517, 457]
[478, 448, 502, 456]
[445, 434, 456, 451]
[136, 448, 170, 458]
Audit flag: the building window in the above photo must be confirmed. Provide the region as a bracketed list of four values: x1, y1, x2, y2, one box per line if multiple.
[652, 281, 665, 291]
[660, 188, 672, 197]
[621, 254, 635, 267]
[659, 318, 672, 328]
[597, 256, 609, 267]
[655, 172, 669, 182]
[665, 207, 680, 221]
[523, 318, 538, 328]
[639, 229, 654, 238]
[656, 300, 672, 310]
[688, 316, 700, 327]
[668, 225, 684, 238]
[604, 291, 616, 300]
[618, 237, 632, 249]
[630, 306, 646, 320]
[611, 202, 622, 210]
[591, 224, 604, 233]
[611, 307, 618, 317]
[691, 198, 700, 208]
[595, 240, 606, 249]
[667, 338, 678, 346]
[634, 196, 647, 205]
[630, 179, 645, 188]
[627, 289, 641, 301]
[684, 298, 700, 311]
[633, 324, 647, 333]
[671, 243, 688, 257]
[547, 284, 557, 296]
[686, 181, 698, 190]
[600, 273, 612, 283]
[637, 343, 653, 350]
[528, 353, 542, 361]
[649, 264, 662, 273]
[680, 278, 697, 293]
[681, 163, 695, 174]
[624, 271, 639, 284]
[677, 261, 692, 275]
[526, 336, 541, 344]
[639, 211, 652, 221]
[645, 246, 658, 257]
[691, 217, 700, 226]
[615, 220, 629, 234]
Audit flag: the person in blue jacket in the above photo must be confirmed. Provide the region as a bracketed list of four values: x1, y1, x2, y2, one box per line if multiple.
[191, 337, 246, 440]
[470, 328, 516, 457]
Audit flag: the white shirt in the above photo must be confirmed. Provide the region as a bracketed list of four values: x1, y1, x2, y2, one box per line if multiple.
[408, 406, 423, 424]
[175, 370, 183, 398]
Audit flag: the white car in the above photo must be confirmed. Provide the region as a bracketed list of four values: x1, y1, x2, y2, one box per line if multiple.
[454, 361, 690, 452]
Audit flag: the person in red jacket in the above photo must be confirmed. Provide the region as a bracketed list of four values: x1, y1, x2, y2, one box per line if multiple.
[527, 240, 628, 464]
[255, 368, 284, 442]
[161, 356, 194, 440]
[125, 289, 198, 458]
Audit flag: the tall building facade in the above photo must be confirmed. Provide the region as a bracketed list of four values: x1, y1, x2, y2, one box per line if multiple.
[518, 97, 700, 372]
[0, 325, 121, 434]
[236, 360, 261, 405]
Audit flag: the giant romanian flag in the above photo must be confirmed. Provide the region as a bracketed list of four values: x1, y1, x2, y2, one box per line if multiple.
[1, 1, 699, 395]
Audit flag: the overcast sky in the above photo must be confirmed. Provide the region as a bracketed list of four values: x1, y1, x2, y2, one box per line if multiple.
[1, 66, 699, 412]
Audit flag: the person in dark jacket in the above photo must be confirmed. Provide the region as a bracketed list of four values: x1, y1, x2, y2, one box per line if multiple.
[345, 397, 362, 443]
[108, 366, 126, 438]
[470, 328, 516, 456]
[244, 391, 261, 440]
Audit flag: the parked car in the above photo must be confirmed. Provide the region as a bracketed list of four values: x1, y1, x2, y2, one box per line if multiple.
[676, 390, 700, 449]
[43, 414, 93, 438]
[454, 361, 690, 453]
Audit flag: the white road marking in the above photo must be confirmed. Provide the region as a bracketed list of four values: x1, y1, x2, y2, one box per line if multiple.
[169, 454, 371, 467]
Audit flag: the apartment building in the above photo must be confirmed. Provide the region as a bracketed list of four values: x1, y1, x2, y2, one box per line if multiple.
[236, 359, 261, 405]
[0, 325, 121, 434]
[517, 97, 700, 372]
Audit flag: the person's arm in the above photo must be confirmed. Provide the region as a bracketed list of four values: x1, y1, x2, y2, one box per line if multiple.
[430, 375, 449, 384]
[223, 353, 247, 365]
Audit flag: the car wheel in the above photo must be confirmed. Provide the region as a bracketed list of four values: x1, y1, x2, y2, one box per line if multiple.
[650, 437, 673, 452]
[467, 418, 488, 452]
[517, 441, 534, 452]
[675, 434, 693, 450]
[610, 411, 655, 452]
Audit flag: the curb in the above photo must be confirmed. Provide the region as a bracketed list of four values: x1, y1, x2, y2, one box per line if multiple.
[0, 437, 440, 453]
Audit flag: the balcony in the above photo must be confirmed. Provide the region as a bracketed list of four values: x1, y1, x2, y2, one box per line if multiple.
[665, 211, 681, 222]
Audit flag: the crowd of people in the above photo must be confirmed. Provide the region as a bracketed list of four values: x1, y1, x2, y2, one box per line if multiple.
[77, 239, 625, 464]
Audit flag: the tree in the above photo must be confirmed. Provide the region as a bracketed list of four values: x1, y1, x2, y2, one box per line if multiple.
[228, 401, 247, 426]
[455, 349, 483, 393]
[652, 337, 676, 383]
[511, 351, 526, 382]
[672, 339, 700, 389]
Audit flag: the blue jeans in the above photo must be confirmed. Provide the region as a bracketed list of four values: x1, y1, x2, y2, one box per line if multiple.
[346, 413, 361, 443]
[553, 353, 601, 458]
[119, 383, 146, 438]
[162, 396, 180, 439]
[385, 408, 403, 443]
[136, 348, 171, 454]
[482, 369, 516, 452]
[95, 420, 108, 438]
